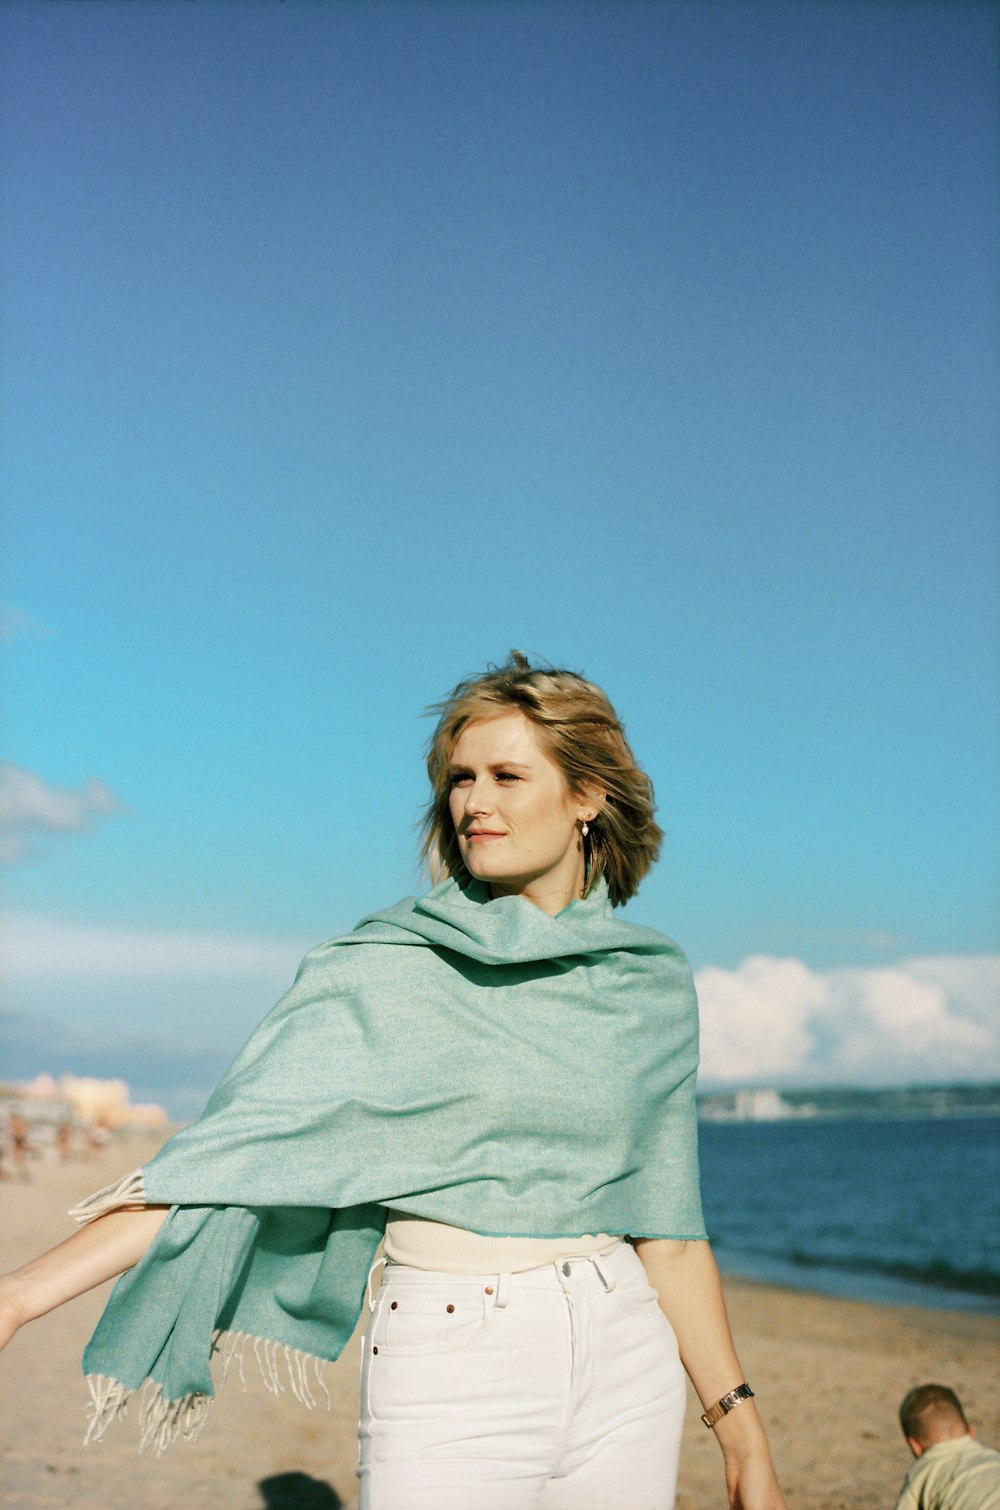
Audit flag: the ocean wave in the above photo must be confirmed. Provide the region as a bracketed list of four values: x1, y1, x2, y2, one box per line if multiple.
[700, 1116, 1000, 1310]
[756, 1245, 1000, 1298]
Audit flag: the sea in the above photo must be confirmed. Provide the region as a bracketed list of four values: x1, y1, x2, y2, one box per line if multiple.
[697, 1114, 1000, 1314]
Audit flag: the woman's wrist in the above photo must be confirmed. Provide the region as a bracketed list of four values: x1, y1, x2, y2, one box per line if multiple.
[0, 1273, 31, 1338]
[711, 1399, 772, 1460]
[0, 1266, 56, 1329]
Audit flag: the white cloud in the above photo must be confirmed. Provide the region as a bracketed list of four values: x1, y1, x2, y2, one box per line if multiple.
[2, 912, 313, 978]
[0, 763, 128, 863]
[0, 1004, 230, 1122]
[1, 916, 320, 1119]
[695, 953, 998, 1086]
[902, 954, 1000, 1028]
[696, 957, 829, 1081]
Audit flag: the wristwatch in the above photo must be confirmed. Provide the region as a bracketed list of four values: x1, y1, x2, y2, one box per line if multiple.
[701, 1381, 755, 1428]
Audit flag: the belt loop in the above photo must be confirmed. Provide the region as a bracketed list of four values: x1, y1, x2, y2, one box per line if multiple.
[590, 1255, 615, 1292]
[366, 1256, 386, 1311]
[495, 1271, 511, 1309]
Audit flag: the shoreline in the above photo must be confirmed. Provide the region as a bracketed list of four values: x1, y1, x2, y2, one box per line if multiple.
[714, 1247, 1000, 1316]
[2, 1137, 999, 1509]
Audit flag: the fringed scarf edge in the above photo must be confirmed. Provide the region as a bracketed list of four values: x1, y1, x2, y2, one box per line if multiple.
[84, 1328, 332, 1453]
[70, 1166, 147, 1226]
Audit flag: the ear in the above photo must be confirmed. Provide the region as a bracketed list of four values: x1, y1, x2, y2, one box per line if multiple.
[906, 1437, 926, 1458]
[573, 781, 606, 823]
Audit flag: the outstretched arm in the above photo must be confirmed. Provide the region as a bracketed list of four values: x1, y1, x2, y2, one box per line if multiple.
[0, 1205, 169, 1353]
[635, 1237, 786, 1510]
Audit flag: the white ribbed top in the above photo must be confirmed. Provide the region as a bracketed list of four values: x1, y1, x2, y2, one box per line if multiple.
[384, 1210, 621, 1274]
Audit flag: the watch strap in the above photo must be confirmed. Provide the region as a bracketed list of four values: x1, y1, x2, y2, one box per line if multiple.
[701, 1381, 755, 1428]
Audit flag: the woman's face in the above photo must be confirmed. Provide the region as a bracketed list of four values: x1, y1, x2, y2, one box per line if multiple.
[447, 711, 596, 914]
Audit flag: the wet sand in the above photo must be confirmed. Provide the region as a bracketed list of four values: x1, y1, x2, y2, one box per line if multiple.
[1, 1134, 997, 1509]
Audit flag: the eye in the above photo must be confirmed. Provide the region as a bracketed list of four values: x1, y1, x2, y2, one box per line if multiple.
[448, 772, 472, 787]
[494, 772, 520, 783]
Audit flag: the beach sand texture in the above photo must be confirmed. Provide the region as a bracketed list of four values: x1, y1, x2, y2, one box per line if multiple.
[2, 1135, 997, 1510]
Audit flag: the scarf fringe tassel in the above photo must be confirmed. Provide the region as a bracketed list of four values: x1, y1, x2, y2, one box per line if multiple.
[69, 1168, 147, 1225]
[84, 1328, 332, 1453]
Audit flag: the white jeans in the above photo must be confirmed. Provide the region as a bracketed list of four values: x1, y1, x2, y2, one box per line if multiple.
[358, 1241, 687, 1509]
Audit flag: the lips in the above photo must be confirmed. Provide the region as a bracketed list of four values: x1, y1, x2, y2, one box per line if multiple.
[465, 830, 506, 841]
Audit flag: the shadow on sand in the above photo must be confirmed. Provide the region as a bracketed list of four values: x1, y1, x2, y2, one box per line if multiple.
[257, 1471, 345, 1508]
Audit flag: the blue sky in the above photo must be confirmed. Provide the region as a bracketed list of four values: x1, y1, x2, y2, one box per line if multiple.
[2, 0, 997, 1116]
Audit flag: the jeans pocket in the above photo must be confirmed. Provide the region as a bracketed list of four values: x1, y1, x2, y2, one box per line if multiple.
[369, 1284, 491, 1358]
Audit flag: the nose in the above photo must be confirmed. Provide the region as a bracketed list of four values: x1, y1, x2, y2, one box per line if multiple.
[463, 778, 493, 817]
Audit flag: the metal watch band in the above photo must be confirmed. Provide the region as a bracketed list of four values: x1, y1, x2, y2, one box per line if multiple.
[700, 1381, 755, 1428]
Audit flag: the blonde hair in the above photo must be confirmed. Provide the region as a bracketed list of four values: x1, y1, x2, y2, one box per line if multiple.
[421, 651, 663, 907]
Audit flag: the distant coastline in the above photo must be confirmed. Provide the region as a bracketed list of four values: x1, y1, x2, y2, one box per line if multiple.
[697, 1082, 1000, 1122]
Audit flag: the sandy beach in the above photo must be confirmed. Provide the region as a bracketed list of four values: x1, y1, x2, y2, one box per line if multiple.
[1, 1134, 997, 1510]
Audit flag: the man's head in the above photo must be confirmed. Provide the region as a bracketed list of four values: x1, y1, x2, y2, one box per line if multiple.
[899, 1384, 973, 1459]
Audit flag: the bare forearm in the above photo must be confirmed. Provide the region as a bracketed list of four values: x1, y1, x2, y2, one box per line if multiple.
[635, 1237, 746, 1404]
[1, 1205, 168, 1334]
[635, 1237, 785, 1505]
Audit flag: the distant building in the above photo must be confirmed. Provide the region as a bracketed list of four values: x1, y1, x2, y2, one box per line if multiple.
[699, 1088, 818, 1123]
[6, 1072, 168, 1130]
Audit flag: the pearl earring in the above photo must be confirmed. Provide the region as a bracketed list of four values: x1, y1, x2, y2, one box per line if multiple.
[581, 822, 590, 837]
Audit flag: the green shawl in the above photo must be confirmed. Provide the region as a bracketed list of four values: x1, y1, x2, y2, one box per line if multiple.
[78, 875, 705, 1448]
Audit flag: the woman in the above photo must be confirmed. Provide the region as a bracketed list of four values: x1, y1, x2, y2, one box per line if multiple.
[0, 652, 785, 1509]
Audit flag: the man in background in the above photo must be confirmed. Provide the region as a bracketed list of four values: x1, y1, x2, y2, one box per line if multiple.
[895, 1384, 1000, 1509]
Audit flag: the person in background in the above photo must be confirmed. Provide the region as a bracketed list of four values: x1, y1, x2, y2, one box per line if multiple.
[8, 1113, 30, 1182]
[895, 1384, 1000, 1510]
